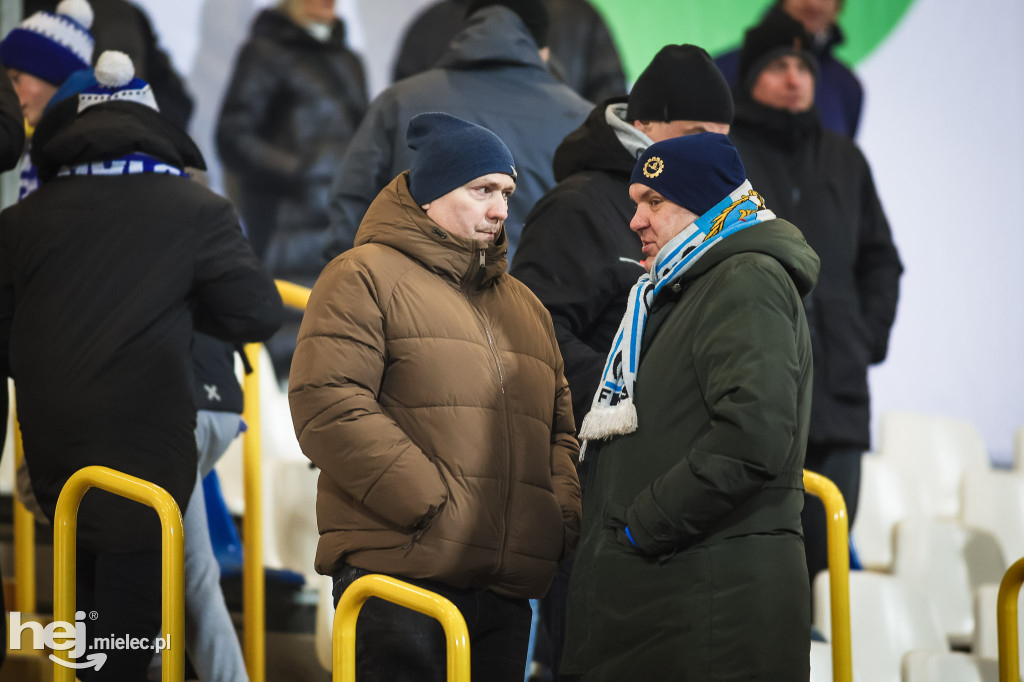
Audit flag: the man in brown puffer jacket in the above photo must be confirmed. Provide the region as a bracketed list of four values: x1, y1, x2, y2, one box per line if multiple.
[289, 112, 581, 682]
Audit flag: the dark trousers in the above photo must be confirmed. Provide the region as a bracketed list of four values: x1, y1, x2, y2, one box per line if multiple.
[332, 565, 532, 682]
[802, 445, 863, 589]
[76, 549, 163, 681]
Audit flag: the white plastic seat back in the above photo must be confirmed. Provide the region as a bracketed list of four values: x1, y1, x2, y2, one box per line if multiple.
[815, 570, 948, 682]
[853, 455, 925, 571]
[810, 641, 833, 682]
[1, 378, 15, 495]
[1016, 427, 1024, 472]
[901, 651, 998, 682]
[973, 582, 1024, 661]
[271, 457, 320, 582]
[962, 470, 1024, 567]
[878, 411, 990, 518]
[316, 575, 334, 672]
[893, 518, 1005, 647]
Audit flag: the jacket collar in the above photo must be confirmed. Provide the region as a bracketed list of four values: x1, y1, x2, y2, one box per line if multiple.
[435, 6, 548, 74]
[354, 172, 508, 290]
[31, 99, 204, 183]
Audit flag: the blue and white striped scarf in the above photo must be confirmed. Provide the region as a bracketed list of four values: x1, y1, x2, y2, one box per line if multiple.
[57, 152, 188, 178]
[577, 180, 775, 458]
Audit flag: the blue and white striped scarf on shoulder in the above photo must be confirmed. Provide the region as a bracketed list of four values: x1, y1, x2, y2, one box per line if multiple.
[56, 152, 188, 179]
[577, 180, 775, 459]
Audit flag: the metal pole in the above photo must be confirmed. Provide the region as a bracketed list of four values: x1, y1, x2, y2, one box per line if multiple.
[804, 469, 852, 682]
[52, 466, 184, 681]
[334, 574, 470, 682]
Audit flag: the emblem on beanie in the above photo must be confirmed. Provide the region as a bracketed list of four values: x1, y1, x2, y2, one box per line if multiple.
[642, 156, 664, 179]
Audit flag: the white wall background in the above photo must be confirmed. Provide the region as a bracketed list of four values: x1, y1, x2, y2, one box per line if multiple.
[134, 0, 1024, 462]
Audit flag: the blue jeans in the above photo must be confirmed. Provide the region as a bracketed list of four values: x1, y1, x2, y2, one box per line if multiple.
[332, 565, 532, 682]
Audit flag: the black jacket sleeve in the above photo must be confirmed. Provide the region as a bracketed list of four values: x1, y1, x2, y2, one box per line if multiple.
[323, 95, 399, 259]
[511, 187, 642, 430]
[193, 197, 284, 343]
[0, 64, 26, 172]
[216, 40, 303, 187]
[853, 149, 902, 363]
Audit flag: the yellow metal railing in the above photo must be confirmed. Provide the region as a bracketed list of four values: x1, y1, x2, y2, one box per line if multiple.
[997, 556, 1024, 682]
[52, 466, 184, 681]
[11, 391, 36, 614]
[241, 279, 311, 682]
[241, 341, 265, 682]
[804, 469, 852, 682]
[334, 574, 470, 682]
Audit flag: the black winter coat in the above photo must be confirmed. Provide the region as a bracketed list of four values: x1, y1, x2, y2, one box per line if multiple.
[392, 0, 626, 103]
[0, 63, 26, 454]
[511, 99, 645, 431]
[0, 99, 282, 553]
[563, 221, 818, 680]
[217, 9, 368, 277]
[730, 100, 902, 449]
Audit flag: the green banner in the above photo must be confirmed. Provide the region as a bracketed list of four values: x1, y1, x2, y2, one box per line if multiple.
[588, 0, 917, 81]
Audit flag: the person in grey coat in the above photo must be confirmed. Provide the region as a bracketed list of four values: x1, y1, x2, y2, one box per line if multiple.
[323, 0, 591, 260]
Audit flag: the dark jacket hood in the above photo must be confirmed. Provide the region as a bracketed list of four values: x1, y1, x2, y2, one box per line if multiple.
[684, 218, 820, 298]
[252, 8, 349, 48]
[766, 4, 845, 56]
[436, 6, 548, 73]
[552, 96, 637, 182]
[32, 98, 205, 182]
[354, 172, 508, 288]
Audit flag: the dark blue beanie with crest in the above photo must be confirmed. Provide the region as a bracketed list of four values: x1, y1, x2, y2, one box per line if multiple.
[406, 112, 517, 205]
[630, 133, 747, 216]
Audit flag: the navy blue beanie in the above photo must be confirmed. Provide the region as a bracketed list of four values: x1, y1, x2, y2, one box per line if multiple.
[630, 133, 746, 216]
[407, 112, 517, 205]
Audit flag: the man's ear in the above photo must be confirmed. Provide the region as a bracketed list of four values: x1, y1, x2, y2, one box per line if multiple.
[421, 203, 431, 210]
[633, 120, 650, 133]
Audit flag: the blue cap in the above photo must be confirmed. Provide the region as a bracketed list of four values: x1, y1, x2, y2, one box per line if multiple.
[630, 133, 746, 216]
[406, 113, 516, 205]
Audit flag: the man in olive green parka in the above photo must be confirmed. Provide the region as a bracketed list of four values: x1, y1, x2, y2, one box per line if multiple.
[562, 133, 819, 680]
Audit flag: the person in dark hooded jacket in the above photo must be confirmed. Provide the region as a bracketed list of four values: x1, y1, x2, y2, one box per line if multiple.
[512, 44, 734, 432]
[323, 0, 591, 262]
[728, 11, 902, 591]
[392, 0, 626, 103]
[563, 133, 817, 682]
[716, 0, 863, 137]
[217, 0, 368, 379]
[0, 51, 282, 680]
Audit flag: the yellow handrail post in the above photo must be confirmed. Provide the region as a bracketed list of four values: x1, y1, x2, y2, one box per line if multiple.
[997, 556, 1024, 682]
[274, 279, 312, 310]
[333, 574, 470, 682]
[238, 280, 310, 682]
[803, 470, 852, 682]
[11, 390, 36, 614]
[242, 342, 265, 682]
[52, 466, 184, 681]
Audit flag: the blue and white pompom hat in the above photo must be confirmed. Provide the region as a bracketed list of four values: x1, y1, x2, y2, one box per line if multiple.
[69, 50, 159, 114]
[0, 0, 95, 86]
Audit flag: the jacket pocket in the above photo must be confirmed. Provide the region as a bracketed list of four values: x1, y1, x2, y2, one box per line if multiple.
[818, 303, 871, 402]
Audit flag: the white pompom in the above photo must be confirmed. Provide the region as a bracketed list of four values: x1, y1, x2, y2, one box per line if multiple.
[94, 51, 135, 88]
[56, 0, 94, 29]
